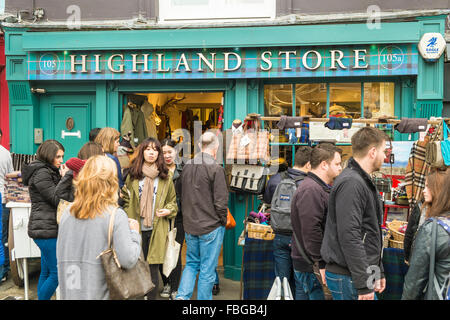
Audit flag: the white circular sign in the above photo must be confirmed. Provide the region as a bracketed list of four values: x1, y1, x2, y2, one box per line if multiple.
[418, 32, 446, 62]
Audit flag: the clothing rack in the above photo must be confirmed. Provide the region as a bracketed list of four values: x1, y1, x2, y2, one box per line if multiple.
[245, 115, 449, 126]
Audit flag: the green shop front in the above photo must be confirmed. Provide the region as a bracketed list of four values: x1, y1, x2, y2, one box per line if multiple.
[4, 15, 447, 281]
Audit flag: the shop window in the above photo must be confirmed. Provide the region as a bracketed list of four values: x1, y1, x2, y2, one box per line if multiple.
[264, 84, 293, 117]
[159, 0, 276, 21]
[329, 83, 361, 118]
[295, 83, 327, 117]
[363, 82, 395, 119]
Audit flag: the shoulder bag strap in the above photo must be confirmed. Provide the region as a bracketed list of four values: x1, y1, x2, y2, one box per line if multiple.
[108, 209, 117, 249]
[426, 218, 438, 300]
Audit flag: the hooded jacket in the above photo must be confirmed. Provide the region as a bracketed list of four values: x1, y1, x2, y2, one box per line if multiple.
[320, 157, 385, 295]
[22, 160, 62, 239]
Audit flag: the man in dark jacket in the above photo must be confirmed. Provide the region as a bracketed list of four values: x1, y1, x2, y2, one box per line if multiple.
[175, 132, 229, 300]
[291, 143, 342, 300]
[264, 146, 312, 293]
[320, 127, 388, 300]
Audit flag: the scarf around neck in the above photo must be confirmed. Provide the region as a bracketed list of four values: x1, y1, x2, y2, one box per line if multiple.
[140, 162, 159, 228]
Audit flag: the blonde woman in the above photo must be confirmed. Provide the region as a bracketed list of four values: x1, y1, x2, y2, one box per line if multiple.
[56, 155, 141, 300]
[95, 127, 124, 188]
[122, 137, 177, 300]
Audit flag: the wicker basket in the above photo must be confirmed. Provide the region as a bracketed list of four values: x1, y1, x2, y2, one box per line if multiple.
[246, 222, 275, 241]
[387, 220, 407, 241]
[389, 239, 404, 249]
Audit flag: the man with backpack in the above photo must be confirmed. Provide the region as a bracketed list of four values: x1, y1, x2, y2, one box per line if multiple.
[264, 146, 312, 293]
[290, 143, 342, 300]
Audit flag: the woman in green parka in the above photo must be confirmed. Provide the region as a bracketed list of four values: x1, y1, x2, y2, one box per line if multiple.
[121, 137, 177, 300]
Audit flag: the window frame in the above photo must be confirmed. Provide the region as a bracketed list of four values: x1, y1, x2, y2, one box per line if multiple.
[158, 0, 276, 22]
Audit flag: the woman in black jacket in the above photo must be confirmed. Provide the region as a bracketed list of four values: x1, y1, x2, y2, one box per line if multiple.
[159, 138, 184, 299]
[22, 139, 68, 300]
[402, 168, 450, 300]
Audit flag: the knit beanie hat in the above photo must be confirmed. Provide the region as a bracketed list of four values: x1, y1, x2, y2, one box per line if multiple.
[65, 158, 86, 178]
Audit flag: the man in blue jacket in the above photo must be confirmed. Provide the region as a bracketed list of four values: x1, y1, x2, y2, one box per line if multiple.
[264, 146, 312, 293]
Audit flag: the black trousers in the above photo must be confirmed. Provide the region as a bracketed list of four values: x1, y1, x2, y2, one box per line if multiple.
[159, 220, 185, 292]
[141, 230, 160, 300]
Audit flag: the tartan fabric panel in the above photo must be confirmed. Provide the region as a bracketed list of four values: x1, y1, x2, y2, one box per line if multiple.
[379, 248, 409, 300]
[28, 44, 418, 80]
[243, 236, 276, 300]
[405, 137, 431, 208]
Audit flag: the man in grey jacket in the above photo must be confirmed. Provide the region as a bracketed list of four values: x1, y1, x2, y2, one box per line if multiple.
[176, 132, 229, 300]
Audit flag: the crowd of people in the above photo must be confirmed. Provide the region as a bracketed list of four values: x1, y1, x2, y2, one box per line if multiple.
[266, 126, 450, 300]
[0, 125, 448, 300]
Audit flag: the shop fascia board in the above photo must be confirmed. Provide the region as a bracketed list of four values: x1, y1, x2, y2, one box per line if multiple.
[17, 22, 421, 52]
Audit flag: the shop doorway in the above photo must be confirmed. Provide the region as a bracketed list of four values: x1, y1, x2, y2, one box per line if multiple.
[122, 91, 225, 271]
[123, 91, 224, 154]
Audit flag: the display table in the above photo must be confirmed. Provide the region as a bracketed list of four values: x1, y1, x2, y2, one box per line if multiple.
[242, 236, 275, 300]
[383, 204, 410, 227]
[379, 247, 409, 300]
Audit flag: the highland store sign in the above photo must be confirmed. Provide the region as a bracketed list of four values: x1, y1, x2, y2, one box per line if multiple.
[28, 44, 418, 80]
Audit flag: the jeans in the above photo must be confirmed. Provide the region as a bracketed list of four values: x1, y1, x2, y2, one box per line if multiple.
[325, 271, 378, 300]
[272, 234, 295, 293]
[214, 269, 219, 285]
[294, 270, 325, 300]
[2, 202, 10, 271]
[33, 238, 58, 300]
[176, 226, 225, 300]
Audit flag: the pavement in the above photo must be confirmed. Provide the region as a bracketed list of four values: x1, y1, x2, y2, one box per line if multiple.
[0, 260, 242, 300]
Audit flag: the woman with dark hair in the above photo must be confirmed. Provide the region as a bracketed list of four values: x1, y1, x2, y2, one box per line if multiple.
[21, 139, 68, 300]
[402, 168, 450, 300]
[122, 137, 178, 300]
[158, 138, 184, 299]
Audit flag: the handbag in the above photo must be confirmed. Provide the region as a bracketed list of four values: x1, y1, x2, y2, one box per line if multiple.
[229, 164, 267, 194]
[426, 121, 446, 168]
[226, 115, 270, 162]
[97, 209, 154, 300]
[162, 219, 181, 278]
[56, 199, 71, 224]
[226, 208, 236, 230]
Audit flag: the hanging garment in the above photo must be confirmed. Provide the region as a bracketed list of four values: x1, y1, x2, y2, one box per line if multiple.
[394, 118, 428, 134]
[121, 104, 149, 148]
[141, 101, 158, 139]
[325, 117, 353, 130]
[165, 105, 185, 132]
[404, 136, 431, 208]
[276, 116, 304, 130]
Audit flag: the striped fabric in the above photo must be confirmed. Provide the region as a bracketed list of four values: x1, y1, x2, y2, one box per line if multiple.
[404, 136, 431, 208]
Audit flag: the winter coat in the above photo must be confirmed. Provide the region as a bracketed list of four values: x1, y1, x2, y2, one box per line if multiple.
[172, 164, 183, 225]
[120, 106, 148, 148]
[55, 170, 75, 202]
[121, 171, 177, 265]
[22, 160, 62, 239]
[403, 202, 425, 263]
[402, 215, 450, 300]
[320, 157, 385, 295]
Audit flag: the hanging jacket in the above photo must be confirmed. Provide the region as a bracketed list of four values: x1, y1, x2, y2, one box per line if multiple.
[22, 160, 62, 239]
[121, 106, 148, 148]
